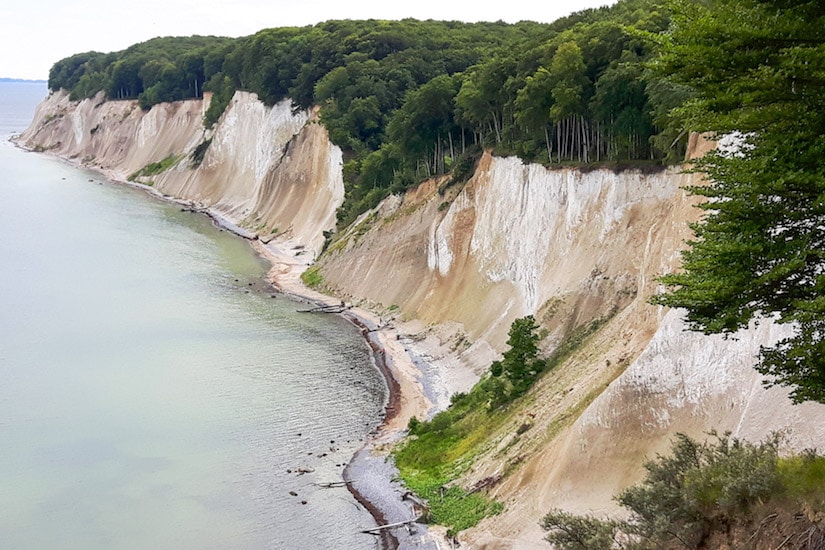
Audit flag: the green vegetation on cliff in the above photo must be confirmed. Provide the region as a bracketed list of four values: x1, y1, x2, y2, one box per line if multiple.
[48, 0, 686, 227]
[127, 155, 182, 183]
[394, 315, 606, 537]
[394, 317, 542, 536]
[49, 36, 235, 109]
[542, 433, 825, 549]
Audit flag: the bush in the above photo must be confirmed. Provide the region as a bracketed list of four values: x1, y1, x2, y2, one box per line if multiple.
[683, 434, 780, 516]
[541, 433, 825, 550]
[542, 509, 618, 550]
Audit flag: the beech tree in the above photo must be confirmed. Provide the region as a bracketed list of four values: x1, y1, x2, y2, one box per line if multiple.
[549, 42, 592, 162]
[652, 0, 825, 403]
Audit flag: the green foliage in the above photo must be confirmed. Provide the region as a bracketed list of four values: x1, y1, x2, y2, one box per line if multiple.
[650, 0, 825, 403]
[542, 433, 825, 550]
[300, 266, 324, 288]
[395, 312, 603, 504]
[548, 42, 589, 122]
[203, 74, 234, 127]
[50, 36, 235, 107]
[128, 155, 182, 181]
[48, 0, 681, 227]
[397, 383, 498, 473]
[683, 436, 781, 515]
[778, 450, 825, 503]
[394, 390, 503, 535]
[486, 316, 543, 405]
[618, 432, 781, 547]
[394, 314, 606, 536]
[400, 469, 503, 538]
[541, 509, 618, 550]
[455, 0, 674, 165]
[394, 346, 513, 535]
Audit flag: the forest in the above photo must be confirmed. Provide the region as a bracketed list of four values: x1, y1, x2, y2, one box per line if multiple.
[47, 0, 684, 226]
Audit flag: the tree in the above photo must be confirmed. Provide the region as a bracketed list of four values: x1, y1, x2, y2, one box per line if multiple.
[548, 42, 592, 162]
[488, 315, 542, 403]
[591, 51, 654, 160]
[651, 0, 825, 403]
[541, 510, 618, 550]
[514, 67, 556, 161]
[388, 74, 462, 175]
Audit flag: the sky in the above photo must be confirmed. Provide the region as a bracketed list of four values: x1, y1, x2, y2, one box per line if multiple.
[0, 0, 616, 81]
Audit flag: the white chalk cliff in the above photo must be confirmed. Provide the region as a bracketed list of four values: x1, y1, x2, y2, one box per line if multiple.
[20, 92, 825, 549]
[20, 90, 342, 255]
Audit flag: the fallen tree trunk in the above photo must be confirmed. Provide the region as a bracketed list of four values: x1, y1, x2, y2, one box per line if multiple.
[361, 516, 421, 534]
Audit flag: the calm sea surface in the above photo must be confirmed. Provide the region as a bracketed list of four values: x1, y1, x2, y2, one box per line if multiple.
[0, 82, 385, 549]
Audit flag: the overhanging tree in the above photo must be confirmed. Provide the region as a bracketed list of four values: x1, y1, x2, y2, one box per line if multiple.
[651, 0, 825, 403]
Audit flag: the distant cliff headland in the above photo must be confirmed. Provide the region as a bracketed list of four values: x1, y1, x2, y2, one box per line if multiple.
[1, 78, 47, 83]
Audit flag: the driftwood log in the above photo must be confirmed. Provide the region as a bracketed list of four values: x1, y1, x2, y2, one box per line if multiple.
[361, 516, 422, 535]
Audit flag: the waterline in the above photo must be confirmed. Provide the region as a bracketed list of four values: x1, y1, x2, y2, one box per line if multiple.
[0, 112, 385, 549]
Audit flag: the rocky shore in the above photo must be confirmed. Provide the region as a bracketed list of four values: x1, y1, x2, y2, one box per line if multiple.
[251, 239, 446, 549]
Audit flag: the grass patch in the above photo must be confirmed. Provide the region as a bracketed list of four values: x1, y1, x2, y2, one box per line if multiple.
[778, 451, 825, 503]
[325, 212, 377, 255]
[395, 314, 617, 536]
[394, 379, 516, 536]
[128, 155, 182, 182]
[300, 266, 324, 288]
[401, 468, 503, 537]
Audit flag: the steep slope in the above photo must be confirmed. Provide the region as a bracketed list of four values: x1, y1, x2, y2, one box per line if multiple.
[19, 90, 342, 255]
[20, 90, 205, 177]
[315, 140, 825, 548]
[317, 151, 697, 387]
[459, 310, 825, 549]
[18, 92, 825, 549]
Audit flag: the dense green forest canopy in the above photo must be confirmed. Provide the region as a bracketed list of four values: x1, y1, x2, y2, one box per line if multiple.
[48, 0, 684, 225]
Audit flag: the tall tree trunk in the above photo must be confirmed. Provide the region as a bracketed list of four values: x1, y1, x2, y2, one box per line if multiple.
[545, 126, 552, 163]
[492, 111, 502, 144]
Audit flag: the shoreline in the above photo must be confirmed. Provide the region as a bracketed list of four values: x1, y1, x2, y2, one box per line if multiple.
[13, 136, 441, 548]
[251, 240, 441, 549]
[250, 240, 433, 436]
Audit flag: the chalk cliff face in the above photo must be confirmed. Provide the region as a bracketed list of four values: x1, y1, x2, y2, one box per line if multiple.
[20, 93, 825, 549]
[320, 153, 691, 350]
[19, 90, 342, 255]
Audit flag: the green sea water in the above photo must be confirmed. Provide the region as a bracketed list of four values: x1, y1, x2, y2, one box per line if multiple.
[0, 82, 385, 549]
